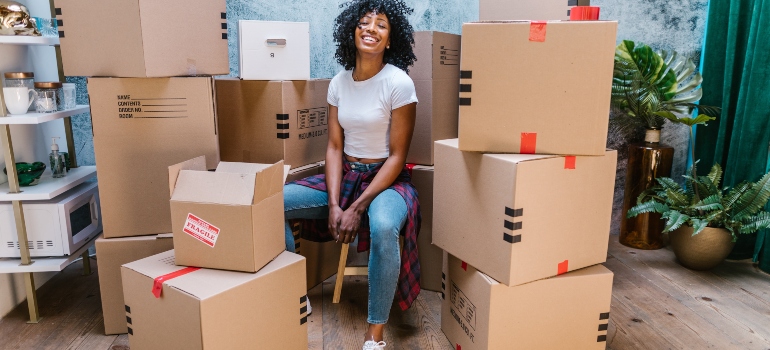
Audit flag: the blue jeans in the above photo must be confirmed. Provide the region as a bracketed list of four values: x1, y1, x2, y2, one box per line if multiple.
[284, 163, 407, 324]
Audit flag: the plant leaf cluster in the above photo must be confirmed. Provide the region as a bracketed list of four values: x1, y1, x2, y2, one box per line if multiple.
[627, 163, 770, 240]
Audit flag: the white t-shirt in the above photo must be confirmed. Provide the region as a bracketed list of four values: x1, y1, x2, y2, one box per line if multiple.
[327, 64, 418, 159]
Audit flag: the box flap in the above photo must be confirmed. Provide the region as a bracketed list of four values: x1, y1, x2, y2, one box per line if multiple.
[169, 156, 208, 196]
[214, 160, 286, 203]
[436, 139, 559, 163]
[123, 250, 304, 300]
[171, 170, 257, 206]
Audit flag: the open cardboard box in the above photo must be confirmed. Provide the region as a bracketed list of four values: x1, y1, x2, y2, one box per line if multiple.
[168, 156, 289, 272]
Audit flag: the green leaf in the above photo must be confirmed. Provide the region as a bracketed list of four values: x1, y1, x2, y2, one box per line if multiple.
[733, 172, 770, 219]
[707, 163, 723, 189]
[692, 194, 724, 211]
[662, 210, 690, 232]
[627, 201, 669, 218]
[739, 212, 770, 234]
[654, 112, 715, 126]
[724, 182, 751, 210]
[665, 188, 689, 206]
[690, 218, 709, 236]
[656, 177, 682, 191]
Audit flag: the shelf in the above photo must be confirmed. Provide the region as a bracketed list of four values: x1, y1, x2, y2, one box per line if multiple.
[0, 35, 59, 46]
[0, 234, 99, 273]
[0, 166, 96, 201]
[0, 105, 90, 125]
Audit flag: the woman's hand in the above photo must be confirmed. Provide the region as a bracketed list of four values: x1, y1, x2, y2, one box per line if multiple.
[338, 205, 365, 244]
[328, 205, 344, 242]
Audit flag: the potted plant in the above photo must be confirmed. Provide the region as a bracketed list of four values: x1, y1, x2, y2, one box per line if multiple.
[627, 163, 770, 270]
[612, 40, 718, 250]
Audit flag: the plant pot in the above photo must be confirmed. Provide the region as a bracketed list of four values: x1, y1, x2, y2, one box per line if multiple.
[669, 226, 736, 270]
[620, 129, 674, 250]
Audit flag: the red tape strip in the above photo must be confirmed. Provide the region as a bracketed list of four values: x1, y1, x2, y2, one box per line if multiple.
[520, 133, 537, 154]
[456, 345, 462, 350]
[152, 267, 200, 298]
[557, 260, 569, 275]
[406, 163, 416, 177]
[564, 156, 576, 169]
[529, 21, 547, 42]
[570, 6, 601, 21]
[461, 261, 468, 271]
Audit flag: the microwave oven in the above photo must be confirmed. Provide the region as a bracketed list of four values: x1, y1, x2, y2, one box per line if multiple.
[0, 181, 102, 258]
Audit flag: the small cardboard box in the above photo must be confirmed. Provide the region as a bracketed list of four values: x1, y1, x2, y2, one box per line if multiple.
[433, 139, 616, 286]
[480, 0, 574, 20]
[458, 21, 617, 155]
[88, 77, 220, 238]
[215, 79, 330, 169]
[122, 250, 308, 350]
[411, 165, 443, 292]
[239, 21, 310, 80]
[442, 254, 613, 350]
[168, 157, 287, 272]
[95, 235, 174, 335]
[407, 31, 461, 165]
[56, 0, 228, 77]
[286, 162, 343, 289]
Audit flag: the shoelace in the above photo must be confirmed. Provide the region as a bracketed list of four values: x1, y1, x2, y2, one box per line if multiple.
[363, 340, 387, 350]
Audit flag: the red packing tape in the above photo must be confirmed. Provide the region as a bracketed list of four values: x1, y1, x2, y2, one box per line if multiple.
[461, 261, 468, 271]
[152, 267, 201, 298]
[557, 260, 569, 275]
[456, 345, 462, 350]
[529, 21, 547, 42]
[520, 133, 537, 154]
[564, 156, 576, 169]
[570, 6, 601, 20]
[406, 163, 416, 177]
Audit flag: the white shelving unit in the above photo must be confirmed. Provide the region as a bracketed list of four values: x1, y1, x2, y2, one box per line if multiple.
[0, 4, 95, 323]
[0, 105, 89, 125]
[0, 36, 59, 46]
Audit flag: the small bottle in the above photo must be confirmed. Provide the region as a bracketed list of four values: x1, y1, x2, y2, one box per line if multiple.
[49, 137, 66, 178]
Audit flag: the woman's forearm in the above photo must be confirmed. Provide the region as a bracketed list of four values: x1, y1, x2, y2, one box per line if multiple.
[325, 146, 344, 208]
[348, 155, 405, 214]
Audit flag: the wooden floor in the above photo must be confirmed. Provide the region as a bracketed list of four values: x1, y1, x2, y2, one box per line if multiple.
[1, 235, 769, 349]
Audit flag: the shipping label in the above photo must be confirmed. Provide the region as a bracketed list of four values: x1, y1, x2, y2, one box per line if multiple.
[116, 95, 188, 119]
[450, 281, 477, 343]
[296, 107, 328, 140]
[183, 213, 220, 247]
[439, 45, 459, 66]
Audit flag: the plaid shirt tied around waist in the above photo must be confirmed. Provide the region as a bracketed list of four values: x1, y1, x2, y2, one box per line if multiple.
[289, 160, 421, 311]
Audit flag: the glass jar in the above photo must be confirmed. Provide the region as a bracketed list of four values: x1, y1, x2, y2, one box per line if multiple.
[61, 83, 76, 110]
[34, 82, 62, 113]
[4, 72, 35, 112]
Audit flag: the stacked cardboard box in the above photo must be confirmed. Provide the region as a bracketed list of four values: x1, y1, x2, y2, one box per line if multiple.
[434, 19, 618, 349]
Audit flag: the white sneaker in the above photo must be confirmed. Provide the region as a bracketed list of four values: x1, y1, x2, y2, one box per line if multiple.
[363, 340, 386, 350]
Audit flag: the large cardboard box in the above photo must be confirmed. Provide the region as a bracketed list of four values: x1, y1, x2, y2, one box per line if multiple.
[441, 254, 613, 350]
[458, 21, 617, 155]
[56, 0, 228, 77]
[480, 0, 573, 20]
[433, 139, 616, 286]
[407, 31, 461, 165]
[238, 21, 310, 80]
[215, 79, 330, 169]
[286, 162, 343, 289]
[88, 77, 220, 238]
[95, 235, 174, 335]
[168, 157, 287, 273]
[411, 165, 443, 292]
[122, 250, 308, 350]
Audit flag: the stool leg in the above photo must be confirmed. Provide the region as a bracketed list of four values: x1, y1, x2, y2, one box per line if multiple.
[332, 243, 350, 304]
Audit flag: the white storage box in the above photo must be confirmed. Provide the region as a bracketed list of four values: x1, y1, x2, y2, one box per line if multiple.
[0, 182, 102, 258]
[239, 20, 310, 80]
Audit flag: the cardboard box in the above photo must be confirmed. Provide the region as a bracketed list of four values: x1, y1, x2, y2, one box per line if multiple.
[168, 157, 287, 273]
[411, 165, 443, 292]
[56, 0, 228, 77]
[88, 77, 220, 238]
[215, 79, 330, 169]
[95, 235, 174, 335]
[407, 31, 461, 165]
[286, 162, 343, 289]
[122, 250, 308, 350]
[433, 139, 616, 286]
[238, 21, 310, 80]
[480, 0, 572, 20]
[441, 254, 613, 350]
[458, 21, 617, 155]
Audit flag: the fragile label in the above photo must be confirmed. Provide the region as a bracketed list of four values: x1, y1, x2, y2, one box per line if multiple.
[183, 213, 220, 247]
[450, 282, 477, 343]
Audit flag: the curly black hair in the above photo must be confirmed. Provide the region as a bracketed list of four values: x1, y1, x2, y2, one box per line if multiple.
[333, 0, 417, 73]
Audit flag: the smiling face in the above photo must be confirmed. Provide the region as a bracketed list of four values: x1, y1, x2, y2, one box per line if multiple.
[354, 11, 391, 58]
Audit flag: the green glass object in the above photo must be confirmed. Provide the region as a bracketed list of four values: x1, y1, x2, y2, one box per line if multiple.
[3, 162, 46, 186]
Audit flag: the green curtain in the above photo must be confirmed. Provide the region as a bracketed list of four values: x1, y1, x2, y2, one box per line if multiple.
[694, 0, 770, 262]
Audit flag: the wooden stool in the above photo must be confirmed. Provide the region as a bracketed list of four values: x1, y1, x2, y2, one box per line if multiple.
[332, 238, 403, 304]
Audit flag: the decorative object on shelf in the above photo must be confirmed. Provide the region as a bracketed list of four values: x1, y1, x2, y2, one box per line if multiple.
[628, 163, 770, 270]
[0, 1, 39, 36]
[49, 137, 66, 178]
[3, 72, 35, 112]
[3, 162, 46, 186]
[612, 40, 719, 250]
[33, 81, 62, 113]
[2, 86, 34, 115]
[61, 83, 76, 110]
[31, 16, 56, 37]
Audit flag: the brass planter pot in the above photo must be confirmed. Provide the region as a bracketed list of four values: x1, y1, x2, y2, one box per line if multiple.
[669, 226, 736, 270]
